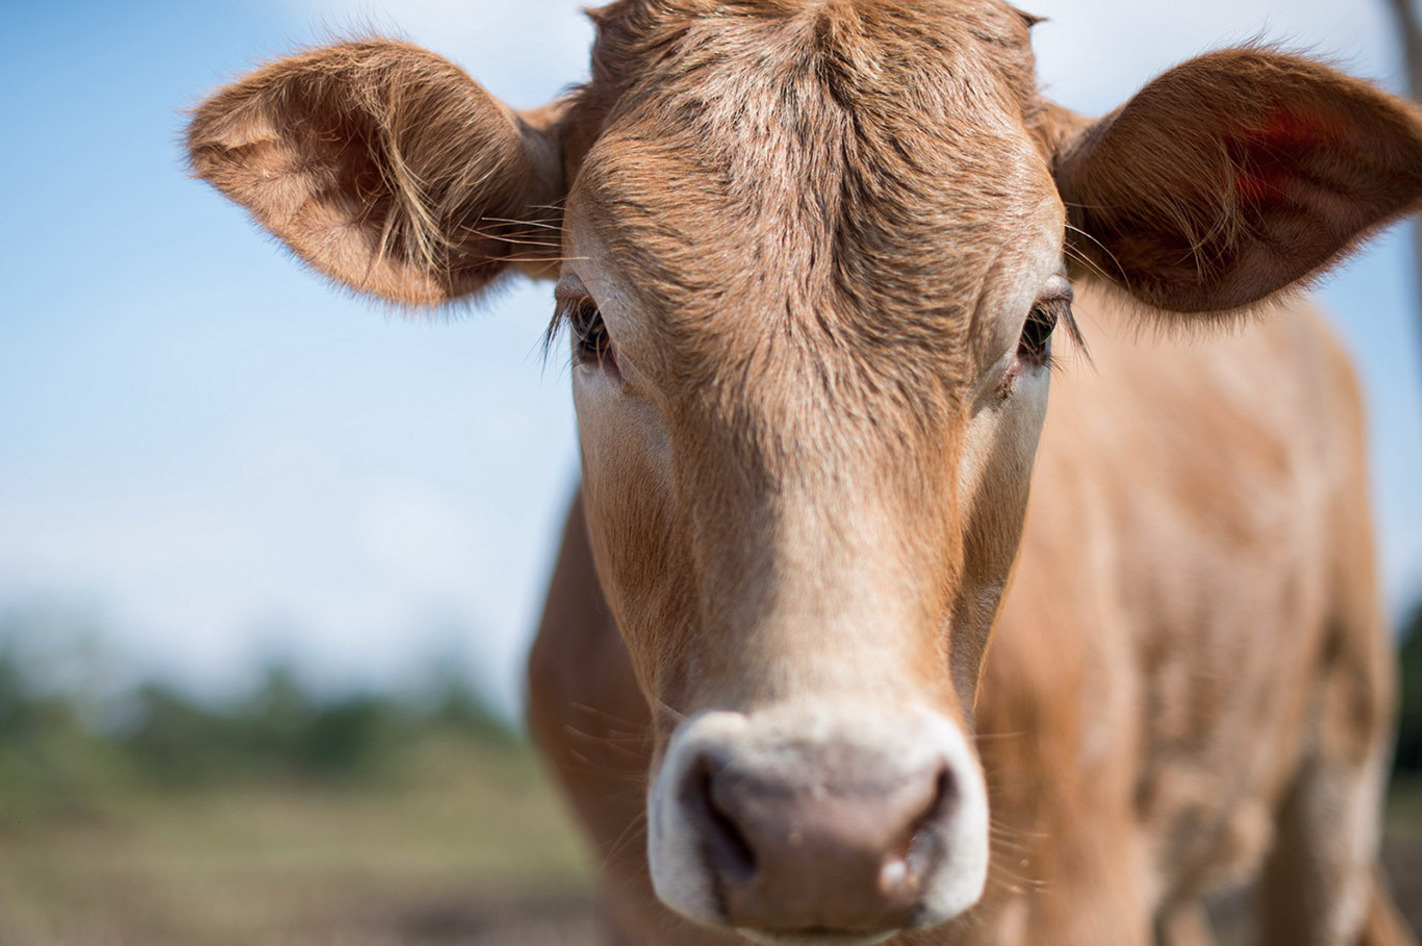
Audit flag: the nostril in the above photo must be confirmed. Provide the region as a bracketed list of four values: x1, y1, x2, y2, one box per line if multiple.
[929, 764, 960, 822]
[903, 764, 959, 877]
[681, 757, 757, 883]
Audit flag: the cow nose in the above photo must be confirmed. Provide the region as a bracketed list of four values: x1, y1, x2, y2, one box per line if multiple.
[681, 753, 955, 934]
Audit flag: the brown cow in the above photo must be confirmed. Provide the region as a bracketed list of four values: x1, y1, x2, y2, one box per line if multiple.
[187, 2, 1422, 943]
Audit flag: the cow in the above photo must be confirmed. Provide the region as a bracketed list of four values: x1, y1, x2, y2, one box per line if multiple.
[186, 1, 1422, 943]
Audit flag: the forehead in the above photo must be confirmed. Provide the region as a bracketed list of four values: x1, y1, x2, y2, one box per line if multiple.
[567, 0, 1062, 373]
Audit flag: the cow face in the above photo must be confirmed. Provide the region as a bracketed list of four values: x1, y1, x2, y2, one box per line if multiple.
[560, 6, 1061, 933]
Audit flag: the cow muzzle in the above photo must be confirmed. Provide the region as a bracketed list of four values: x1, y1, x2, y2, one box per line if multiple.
[648, 708, 989, 942]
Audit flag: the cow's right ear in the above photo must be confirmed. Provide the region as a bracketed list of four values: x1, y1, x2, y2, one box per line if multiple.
[187, 40, 566, 307]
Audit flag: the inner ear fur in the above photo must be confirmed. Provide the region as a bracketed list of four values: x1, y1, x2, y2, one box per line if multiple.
[187, 40, 566, 307]
[1055, 49, 1422, 315]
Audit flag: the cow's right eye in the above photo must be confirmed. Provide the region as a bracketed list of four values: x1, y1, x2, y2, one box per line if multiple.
[1018, 302, 1060, 363]
[571, 300, 612, 364]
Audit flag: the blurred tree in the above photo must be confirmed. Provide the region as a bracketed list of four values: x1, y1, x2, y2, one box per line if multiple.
[122, 681, 240, 784]
[241, 660, 316, 763]
[0, 606, 520, 801]
[0, 647, 38, 742]
[303, 694, 396, 776]
[1398, 603, 1422, 774]
[425, 659, 515, 745]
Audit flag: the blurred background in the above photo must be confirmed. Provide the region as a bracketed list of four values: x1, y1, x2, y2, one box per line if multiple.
[2, 0, 1422, 942]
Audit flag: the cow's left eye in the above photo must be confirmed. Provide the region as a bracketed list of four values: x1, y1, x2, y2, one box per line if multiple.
[571, 300, 612, 363]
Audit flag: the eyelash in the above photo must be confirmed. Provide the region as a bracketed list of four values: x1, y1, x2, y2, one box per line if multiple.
[1018, 301, 1060, 364]
[1017, 296, 1084, 373]
[547, 293, 1084, 377]
[548, 297, 617, 373]
[570, 300, 612, 363]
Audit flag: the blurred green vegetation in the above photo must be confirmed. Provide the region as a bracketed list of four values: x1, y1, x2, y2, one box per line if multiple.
[0, 603, 591, 946]
[1397, 601, 1422, 776]
[0, 618, 519, 822]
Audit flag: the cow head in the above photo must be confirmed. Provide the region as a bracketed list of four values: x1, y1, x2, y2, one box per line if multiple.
[188, 1, 1422, 940]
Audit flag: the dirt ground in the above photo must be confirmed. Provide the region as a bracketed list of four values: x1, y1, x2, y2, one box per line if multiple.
[258, 891, 601, 946]
[224, 843, 1422, 946]
[397, 844, 1422, 946]
[2, 766, 1418, 945]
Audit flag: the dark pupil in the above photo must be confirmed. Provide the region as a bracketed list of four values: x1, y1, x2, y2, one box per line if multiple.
[1019, 304, 1058, 360]
[574, 301, 610, 361]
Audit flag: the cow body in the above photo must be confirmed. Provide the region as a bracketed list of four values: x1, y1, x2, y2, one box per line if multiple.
[531, 286, 1406, 944]
[188, 1, 1422, 942]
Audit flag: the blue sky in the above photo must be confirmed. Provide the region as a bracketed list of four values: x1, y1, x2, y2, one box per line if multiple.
[2, 0, 1420, 712]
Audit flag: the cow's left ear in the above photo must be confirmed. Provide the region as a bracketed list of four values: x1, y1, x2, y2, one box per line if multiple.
[1055, 49, 1422, 315]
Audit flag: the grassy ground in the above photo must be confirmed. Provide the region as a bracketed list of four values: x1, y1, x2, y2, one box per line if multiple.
[0, 737, 593, 946]
[1, 751, 1419, 945]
